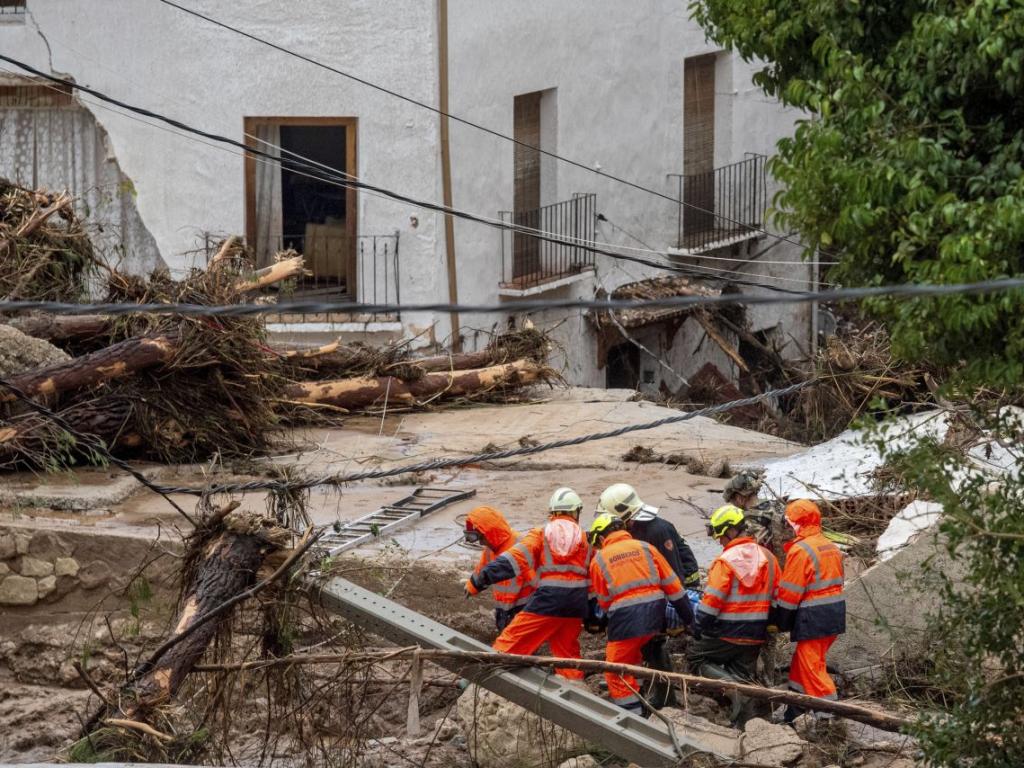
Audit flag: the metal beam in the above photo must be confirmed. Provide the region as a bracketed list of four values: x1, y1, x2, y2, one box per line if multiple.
[314, 577, 740, 766]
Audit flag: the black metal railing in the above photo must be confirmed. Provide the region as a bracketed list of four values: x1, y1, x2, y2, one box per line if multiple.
[203, 230, 400, 315]
[0, 1, 26, 15]
[669, 154, 766, 252]
[499, 193, 596, 289]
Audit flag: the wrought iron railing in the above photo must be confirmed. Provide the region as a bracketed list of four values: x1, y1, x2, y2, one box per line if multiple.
[669, 154, 766, 252]
[499, 193, 596, 289]
[203, 231, 400, 316]
[0, 1, 26, 15]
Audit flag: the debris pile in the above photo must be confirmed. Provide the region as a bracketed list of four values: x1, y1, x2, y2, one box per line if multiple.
[0, 185, 557, 471]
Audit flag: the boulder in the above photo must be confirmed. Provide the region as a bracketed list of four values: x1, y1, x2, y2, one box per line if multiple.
[54, 557, 80, 578]
[77, 560, 111, 590]
[0, 324, 70, 376]
[456, 684, 589, 768]
[0, 575, 38, 606]
[18, 556, 53, 578]
[740, 717, 806, 766]
[0, 532, 16, 560]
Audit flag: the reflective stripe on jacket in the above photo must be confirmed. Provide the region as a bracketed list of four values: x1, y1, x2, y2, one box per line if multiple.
[478, 514, 589, 619]
[695, 536, 781, 645]
[469, 506, 536, 610]
[773, 527, 845, 641]
[589, 530, 693, 641]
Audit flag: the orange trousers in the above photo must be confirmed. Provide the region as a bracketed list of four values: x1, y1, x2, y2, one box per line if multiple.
[788, 636, 837, 699]
[492, 611, 584, 680]
[605, 633, 655, 707]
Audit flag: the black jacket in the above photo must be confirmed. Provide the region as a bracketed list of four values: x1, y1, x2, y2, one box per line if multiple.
[628, 517, 700, 586]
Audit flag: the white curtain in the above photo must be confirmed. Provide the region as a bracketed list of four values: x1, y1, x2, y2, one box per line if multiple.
[253, 122, 283, 267]
[0, 104, 163, 279]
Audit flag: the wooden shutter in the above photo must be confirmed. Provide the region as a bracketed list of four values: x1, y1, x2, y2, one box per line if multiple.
[683, 54, 716, 236]
[513, 92, 542, 278]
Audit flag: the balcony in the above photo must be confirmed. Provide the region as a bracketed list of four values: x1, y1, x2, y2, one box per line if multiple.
[499, 193, 596, 296]
[668, 154, 767, 255]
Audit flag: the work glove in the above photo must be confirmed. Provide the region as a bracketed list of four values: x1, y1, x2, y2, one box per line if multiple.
[684, 572, 702, 588]
[665, 625, 687, 638]
[464, 574, 482, 598]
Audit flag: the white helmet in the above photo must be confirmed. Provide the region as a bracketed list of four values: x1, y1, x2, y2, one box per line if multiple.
[548, 487, 583, 516]
[597, 483, 659, 522]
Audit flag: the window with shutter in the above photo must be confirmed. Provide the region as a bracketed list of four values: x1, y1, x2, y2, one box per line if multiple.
[683, 54, 716, 238]
[512, 91, 542, 278]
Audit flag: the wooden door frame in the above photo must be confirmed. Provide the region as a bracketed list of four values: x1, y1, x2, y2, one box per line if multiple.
[243, 116, 358, 297]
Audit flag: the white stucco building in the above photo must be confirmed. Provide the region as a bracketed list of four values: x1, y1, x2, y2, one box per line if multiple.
[0, 0, 814, 394]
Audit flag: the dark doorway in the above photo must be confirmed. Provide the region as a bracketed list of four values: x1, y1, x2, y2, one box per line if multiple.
[606, 342, 641, 390]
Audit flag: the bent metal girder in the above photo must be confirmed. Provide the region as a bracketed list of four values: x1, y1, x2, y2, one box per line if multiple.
[314, 577, 740, 766]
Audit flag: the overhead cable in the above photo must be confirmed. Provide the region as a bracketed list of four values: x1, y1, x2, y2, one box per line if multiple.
[130, 381, 812, 496]
[2, 276, 1024, 318]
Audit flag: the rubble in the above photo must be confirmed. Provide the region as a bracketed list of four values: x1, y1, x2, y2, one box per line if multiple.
[0, 325, 70, 378]
[739, 717, 807, 766]
[455, 684, 589, 768]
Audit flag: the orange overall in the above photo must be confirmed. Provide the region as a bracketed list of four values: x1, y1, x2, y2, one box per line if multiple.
[478, 514, 590, 679]
[773, 500, 846, 701]
[465, 506, 536, 631]
[590, 530, 692, 708]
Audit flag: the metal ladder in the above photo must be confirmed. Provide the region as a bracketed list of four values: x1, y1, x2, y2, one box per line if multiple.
[315, 577, 740, 766]
[318, 487, 476, 557]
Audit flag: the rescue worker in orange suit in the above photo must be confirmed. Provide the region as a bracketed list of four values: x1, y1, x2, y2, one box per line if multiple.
[462, 505, 536, 633]
[466, 487, 589, 680]
[771, 499, 846, 723]
[587, 513, 694, 714]
[687, 503, 781, 724]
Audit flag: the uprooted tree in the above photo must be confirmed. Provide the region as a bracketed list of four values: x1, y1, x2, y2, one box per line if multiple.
[690, 0, 1024, 763]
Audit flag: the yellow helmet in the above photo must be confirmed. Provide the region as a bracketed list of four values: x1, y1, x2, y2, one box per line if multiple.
[588, 513, 621, 546]
[707, 504, 746, 538]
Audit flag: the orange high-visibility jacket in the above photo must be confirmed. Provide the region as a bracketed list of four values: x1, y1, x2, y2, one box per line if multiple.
[478, 514, 590, 619]
[695, 536, 781, 645]
[589, 530, 693, 641]
[468, 506, 535, 611]
[773, 523, 845, 641]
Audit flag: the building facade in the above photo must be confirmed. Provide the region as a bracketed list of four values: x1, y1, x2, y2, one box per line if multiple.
[0, 0, 814, 394]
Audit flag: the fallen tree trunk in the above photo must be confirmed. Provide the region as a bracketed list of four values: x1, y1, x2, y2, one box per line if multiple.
[235, 255, 307, 293]
[201, 647, 910, 732]
[0, 399, 141, 467]
[8, 314, 110, 345]
[0, 334, 178, 403]
[281, 359, 545, 410]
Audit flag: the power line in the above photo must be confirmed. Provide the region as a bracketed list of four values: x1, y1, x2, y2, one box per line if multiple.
[0, 55, 805, 295]
[128, 381, 811, 496]
[154, 0, 831, 260]
[2, 276, 1024, 318]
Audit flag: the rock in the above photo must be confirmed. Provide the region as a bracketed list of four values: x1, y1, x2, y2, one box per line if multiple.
[0, 561, 8, 576]
[456, 684, 588, 768]
[54, 557, 79, 578]
[660, 708, 741, 759]
[77, 560, 110, 590]
[740, 717, 806, 766]
[36, 575, 57, 599]
[15, 533, 31, 555]
[0, 532, 16, 560]
[0, 575, 38, 605]
[28, 531, 72, 560]
[844, 719, 917, 754]
[0, 324, 70, 376]
[557, 756, 599, 768]
[18, 556, 53, 577]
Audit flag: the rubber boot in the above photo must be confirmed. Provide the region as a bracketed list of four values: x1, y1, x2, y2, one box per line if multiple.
[698, 662, 746, 726]
[641, 636, 678, 709]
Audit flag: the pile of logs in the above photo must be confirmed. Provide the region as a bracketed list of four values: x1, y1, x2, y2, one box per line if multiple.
[0, 230, 554, 469]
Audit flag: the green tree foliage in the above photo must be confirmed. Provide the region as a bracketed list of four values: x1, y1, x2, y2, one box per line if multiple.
[882, 413, 1024, 768]
[691, 0, 1024, 386]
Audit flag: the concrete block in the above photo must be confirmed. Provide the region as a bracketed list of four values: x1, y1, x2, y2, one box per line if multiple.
[0, 574, 38, 605]
[18, 556, 54, 578]
[740, 718, 805, 766]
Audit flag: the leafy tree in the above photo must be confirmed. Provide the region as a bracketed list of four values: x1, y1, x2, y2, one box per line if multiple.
[691, 0, 1024, 387]
[687, 2, 1024, 764]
